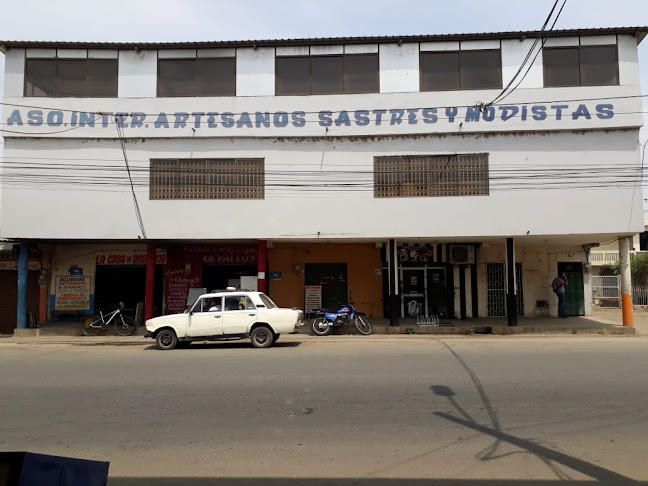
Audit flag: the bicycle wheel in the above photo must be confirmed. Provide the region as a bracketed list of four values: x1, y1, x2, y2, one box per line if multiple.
[81, 316, 103, 336]
[354, 316, 372, 335]
[115, 315, 136, 336]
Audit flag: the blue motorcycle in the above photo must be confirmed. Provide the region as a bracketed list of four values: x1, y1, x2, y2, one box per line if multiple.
[310, 304, 372, 336]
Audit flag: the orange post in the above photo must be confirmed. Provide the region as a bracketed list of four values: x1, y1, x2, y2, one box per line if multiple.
[621, 294, 633, 326]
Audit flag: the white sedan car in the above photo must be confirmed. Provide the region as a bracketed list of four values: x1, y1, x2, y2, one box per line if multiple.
[145, 291, 304, 350]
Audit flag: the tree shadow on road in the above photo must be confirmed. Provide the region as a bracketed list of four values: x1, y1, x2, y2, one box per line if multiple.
[428, 341, 638, 485]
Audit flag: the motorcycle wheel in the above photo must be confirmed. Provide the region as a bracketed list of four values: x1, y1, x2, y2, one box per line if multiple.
[354, 316, 372, 335]
[311, 317, 332, 336]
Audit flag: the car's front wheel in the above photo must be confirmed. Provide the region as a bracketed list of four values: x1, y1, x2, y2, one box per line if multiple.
[156, 329, 178, 350]
[250, 326, 274, 348]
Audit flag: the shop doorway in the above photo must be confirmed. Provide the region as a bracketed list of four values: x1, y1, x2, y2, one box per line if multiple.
[400, 267, 448, 318]
[558, 262, 585, 316]
[305, 263, 348, 311]
[95, 265, 164, 317]
[0, 270, 39, 334]
[203, 264, 257, 292]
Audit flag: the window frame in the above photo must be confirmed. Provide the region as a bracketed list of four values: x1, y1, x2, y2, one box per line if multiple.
[24, 58, 119, 98]
[149, 158, 265, 200]
[373, 154, 490, 198]
[156, 57, 237, 98]
[542, 44, 619, 88]
[419, 49, 502, 92]
[275, 53, 379, 96]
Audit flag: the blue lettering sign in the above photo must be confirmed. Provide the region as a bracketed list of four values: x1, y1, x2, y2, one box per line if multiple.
[236, 112, 253, 128]
[445, 107, 458, 123]
[389, 109, 404, 125]
[27, 110, 43, 126]
[595, 104, 614, 120]
[318, 111, 333, 127]
[422, 108, 438, 124]
[292, 111, 306, 127]
[354, 110, 370, 126]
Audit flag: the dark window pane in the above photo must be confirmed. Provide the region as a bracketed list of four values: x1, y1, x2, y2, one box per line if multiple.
[57, 60, 87, 97]
[25, 59, 56, 96]
[543, 47, 580, 87]
[196, 58, 236, 96]
[86, 60, 118, 97]
[344, 54, 378, 94]
[276, 57, 310, 95]
[580, 45, 618, 86]
[158, 59, 196, 97]
[420, 51, 460, 91]
[311, 56, 343, 95]
[460, 50, 502, 90]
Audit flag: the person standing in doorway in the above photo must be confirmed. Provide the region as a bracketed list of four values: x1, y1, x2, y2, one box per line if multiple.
[552, 273, 568, 318]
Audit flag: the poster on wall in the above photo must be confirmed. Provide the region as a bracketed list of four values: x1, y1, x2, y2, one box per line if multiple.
[398, 244, 435, 264]
[0, 250, 40, 271]
[304, 285, 322, 313]
[165, 268, 201, 314]
[55, 276, 91, 310]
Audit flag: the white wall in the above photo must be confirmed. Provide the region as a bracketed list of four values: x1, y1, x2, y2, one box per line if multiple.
[236, 47, 275, 97]
[3, 48, 25, 97]
[0, 129, 643, 240]
[379, 43, 419, 93]
[118, 49, 157, 98]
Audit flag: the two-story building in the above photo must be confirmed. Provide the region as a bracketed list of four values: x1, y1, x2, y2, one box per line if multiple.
[0, 27, 646, 334]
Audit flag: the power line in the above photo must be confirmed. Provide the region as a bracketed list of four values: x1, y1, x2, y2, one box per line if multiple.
[114, 116, 147, 239]
[488, 0, 566, 106]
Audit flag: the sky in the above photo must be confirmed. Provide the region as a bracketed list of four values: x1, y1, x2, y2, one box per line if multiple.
[0, 0, 646, 143]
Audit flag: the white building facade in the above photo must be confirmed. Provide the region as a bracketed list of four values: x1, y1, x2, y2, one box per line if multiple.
[0, 27, 645, 332]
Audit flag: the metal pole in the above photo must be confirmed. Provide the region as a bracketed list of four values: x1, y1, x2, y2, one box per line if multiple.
[389, 239, 400, 326]
[506, 238, 518, 327]
[257, 240, 267, 293]
[17, 241, 29, 329]
[145, 242, 156, 321]
[619, 236, 633, 327]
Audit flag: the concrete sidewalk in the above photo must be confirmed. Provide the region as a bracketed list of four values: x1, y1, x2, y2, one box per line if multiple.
[1, 306, 643, 345]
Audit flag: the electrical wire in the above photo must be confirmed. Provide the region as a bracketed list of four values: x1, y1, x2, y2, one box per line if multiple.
[488, 0, 564, 106]
[114, 116, 147, 239]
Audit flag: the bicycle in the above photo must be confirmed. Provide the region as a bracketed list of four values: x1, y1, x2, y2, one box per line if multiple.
[81, 303, 136, 336]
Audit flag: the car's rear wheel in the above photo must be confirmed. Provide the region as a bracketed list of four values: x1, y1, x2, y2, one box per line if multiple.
[156, 329, 178, 350]
[250, 326, 273, 348]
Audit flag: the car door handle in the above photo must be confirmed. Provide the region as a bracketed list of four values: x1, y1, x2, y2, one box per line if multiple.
[249, 313, 255, 316]
[214, 315, 221, 318]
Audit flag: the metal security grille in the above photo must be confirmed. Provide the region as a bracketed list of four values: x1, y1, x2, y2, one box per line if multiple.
[487, 263, 506, 317]
[374, 154, 489, 198]
[515, 262, 524, 317]
[149, 158, 264, 200]
[591, 275, 620, 306]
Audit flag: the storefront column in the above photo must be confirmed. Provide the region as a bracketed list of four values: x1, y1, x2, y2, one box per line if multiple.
[145, 242, 156, 321]
[506, 238, 518, 327]
[16, 241, 29, 329]
[459, 264, 467, 321]
[258, 240, 267, 293]
[388, 239, 400, 326]
[619, 236, 633, 327]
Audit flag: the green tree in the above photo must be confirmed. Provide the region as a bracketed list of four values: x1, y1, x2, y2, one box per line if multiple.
[608, 253, 648, 285]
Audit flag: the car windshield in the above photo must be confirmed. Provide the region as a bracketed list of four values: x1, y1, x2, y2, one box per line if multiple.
[258, 293, 278, 309]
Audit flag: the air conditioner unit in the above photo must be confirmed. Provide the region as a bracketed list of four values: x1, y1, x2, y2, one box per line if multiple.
[449, 245, 475, 264]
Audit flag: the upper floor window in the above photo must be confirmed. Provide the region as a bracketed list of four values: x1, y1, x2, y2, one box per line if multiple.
[420, 50, 502, 91]
[276, 54, 379, 96]
[24, 59, 118, 97]
[543, 45, 618, 87]
[157, 58, 236, 97]
[374, 154, 489, 198]
[149, 158, 264, 200]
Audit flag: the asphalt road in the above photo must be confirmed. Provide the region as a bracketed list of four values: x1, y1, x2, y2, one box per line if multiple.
[0, 335, 647, 486]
